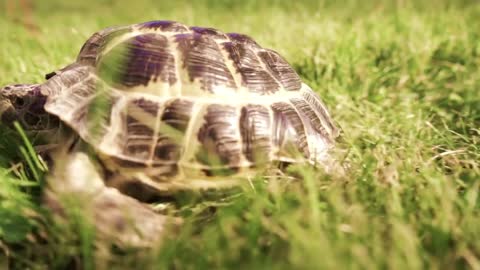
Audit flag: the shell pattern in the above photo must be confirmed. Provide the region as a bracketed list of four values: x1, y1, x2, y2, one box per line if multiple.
[41, 20, 339, 190]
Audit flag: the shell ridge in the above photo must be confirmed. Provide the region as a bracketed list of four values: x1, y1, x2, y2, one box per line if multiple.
[258, 49, 302, 91]
[214, 39, 242, 91]
[147, 100, 165, 166]
[252, 48, 285, 92]
[177, 101, 206, 170]
[239, 104, 273, 164]
[301, 86, 339, 138]
[287, 97, 331, 163]
[222, 40, 280, 94]
[286, 98, 314, 158]
[166, 33, 183, 97]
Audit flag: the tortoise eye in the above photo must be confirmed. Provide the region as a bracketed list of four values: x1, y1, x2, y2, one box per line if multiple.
[14, 97, 26, 107]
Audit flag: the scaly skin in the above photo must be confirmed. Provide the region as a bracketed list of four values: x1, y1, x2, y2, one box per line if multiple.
[0, 84, 48, 127]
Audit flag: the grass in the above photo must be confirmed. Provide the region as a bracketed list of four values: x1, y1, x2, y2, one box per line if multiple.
[1, 0, 480, 268]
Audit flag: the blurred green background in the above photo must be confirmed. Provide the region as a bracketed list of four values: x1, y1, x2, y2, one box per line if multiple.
[1, 0, 480, 269]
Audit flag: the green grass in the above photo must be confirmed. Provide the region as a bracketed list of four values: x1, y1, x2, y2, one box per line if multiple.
[1, 0, 480, 268]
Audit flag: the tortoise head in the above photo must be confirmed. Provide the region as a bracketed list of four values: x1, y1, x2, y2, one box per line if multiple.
[0, 83, 59, 134]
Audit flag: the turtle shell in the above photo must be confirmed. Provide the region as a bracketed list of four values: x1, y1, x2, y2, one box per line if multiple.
[41, 20, 339, 190]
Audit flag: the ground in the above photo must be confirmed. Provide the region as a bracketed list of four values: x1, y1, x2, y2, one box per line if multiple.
[0, 0, 479, 269]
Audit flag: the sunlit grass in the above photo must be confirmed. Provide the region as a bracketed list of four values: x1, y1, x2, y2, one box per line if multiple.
[1, 0, 479, 269]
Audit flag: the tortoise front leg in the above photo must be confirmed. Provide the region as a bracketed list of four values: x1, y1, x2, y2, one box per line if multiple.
[44, 151, 180, 248]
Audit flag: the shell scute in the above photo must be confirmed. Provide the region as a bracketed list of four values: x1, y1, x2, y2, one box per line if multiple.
[239, 104, 272, 164]
[271, 102, 309, 159]
[77, 26, 133, 65]
[301, 89, 339, 138]
[222, 41, 280, 94]
[98, 33, 176, 88]
[195, 104, 242, 175]
[175, 33, 236, 92]
[258, 49, 302, 91]
[290, 97, 330, 140]
[160, 99, 193, 132]
[121, 99, 158, 160]
[152, 99, 194, 163]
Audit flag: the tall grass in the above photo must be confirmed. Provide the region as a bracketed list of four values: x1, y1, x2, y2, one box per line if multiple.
[1, 0, 479, 269]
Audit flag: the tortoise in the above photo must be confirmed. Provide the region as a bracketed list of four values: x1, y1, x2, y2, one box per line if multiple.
[0, 20, 339, 245]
